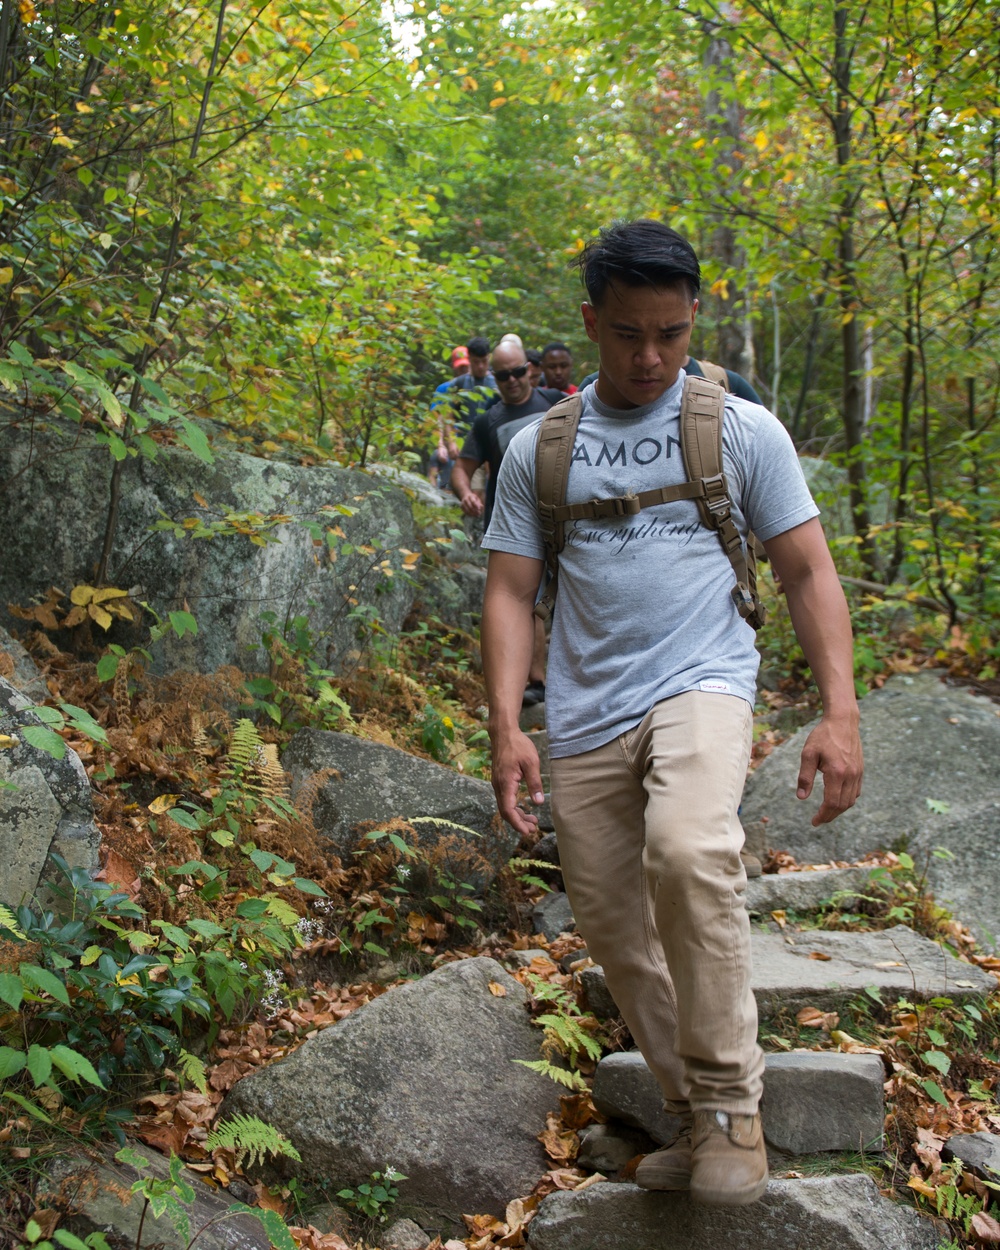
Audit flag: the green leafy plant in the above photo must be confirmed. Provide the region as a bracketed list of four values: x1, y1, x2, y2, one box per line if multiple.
[336, 1166, 407, 1223]
[203, 1114, 302, 1172]
[514, 973, 604, 1091]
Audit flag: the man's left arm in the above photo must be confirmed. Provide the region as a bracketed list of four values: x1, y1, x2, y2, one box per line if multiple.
[763, 518, 863, 826]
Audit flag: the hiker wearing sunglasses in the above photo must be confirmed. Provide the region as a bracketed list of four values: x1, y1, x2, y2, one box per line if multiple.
[451, 339, 563, 706]
[450, 340, 563, 529]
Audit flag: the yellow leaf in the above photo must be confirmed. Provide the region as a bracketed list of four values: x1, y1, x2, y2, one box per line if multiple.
[841, 311, 855, 325]
[907, 1176, 937, 1199]
[148, 794, 180, 814]
[193, 492, 208, 507]
[489, 97, 507, 109]
[88, 603, 113, 630]
[91, 586, 129, 603]
[18, 0, 36, 21]
[710, 278, 730, 300]
[488, 981, 507, 997]
[75, 102, 94, 113]
[70, 584, 96, 606]
[62, 605, 88, 628]
[493, 79, 504, 91]
[341, 40, 360, 59]
[0, 734, 19, 748]
[753, 130, 768, 152]
[0, 267, 13, 285]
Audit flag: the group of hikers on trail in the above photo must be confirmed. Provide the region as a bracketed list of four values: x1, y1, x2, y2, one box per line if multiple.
[429, 218, 864, 1210]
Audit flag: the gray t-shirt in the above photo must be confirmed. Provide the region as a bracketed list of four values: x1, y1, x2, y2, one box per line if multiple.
[482, 373, 820, 759]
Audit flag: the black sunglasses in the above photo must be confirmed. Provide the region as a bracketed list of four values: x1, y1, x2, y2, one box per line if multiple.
[494, 364, 529, 383]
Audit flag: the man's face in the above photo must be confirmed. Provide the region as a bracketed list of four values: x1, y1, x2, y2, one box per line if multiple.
[469, 353, 490, 381]
[581, 283, 697, 409]
[491, 345, 532, 406]
[452, 362, 470, 377]
[542, 349, 573, 392]
[526, 360, 543, 387]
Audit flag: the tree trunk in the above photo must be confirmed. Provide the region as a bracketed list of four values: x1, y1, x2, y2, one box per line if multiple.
[701, 17, 755, 381]
[832, 5, 876, 576]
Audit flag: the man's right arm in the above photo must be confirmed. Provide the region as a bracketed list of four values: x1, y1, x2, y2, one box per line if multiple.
[450, 457, 483, 516]
[482, 550, 546, 836]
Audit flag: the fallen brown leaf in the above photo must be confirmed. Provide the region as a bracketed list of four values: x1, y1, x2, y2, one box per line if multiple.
[971, 1211, 1000, 1242]
[808, 951, 832, 961]
[488, 981, 507, 997]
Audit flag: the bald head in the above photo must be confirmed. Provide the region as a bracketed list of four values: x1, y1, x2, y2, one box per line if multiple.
[492, 341, 532, 405]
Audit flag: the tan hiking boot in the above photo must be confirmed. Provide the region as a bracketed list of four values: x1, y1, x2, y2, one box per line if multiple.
[634, 1112, 693, 1190]
[690, 1109, 768, 1206]
[740, 848, 763, 878]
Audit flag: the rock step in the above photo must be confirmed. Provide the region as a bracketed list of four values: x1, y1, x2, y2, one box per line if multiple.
[745, 865, 871, 916]
[578, 924, 994, 1018]
[592, 1050, 884, 1155]
[525, 1174, 938, 1250]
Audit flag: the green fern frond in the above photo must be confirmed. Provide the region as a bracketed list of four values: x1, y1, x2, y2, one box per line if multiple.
[0, 904, 25, 938]
[265, 896, 301, 927]
[176, 1049, 208, 1095]
[407, 816, 481, 838]
[512, 1057, 587, 1091]
[228, 718, 265, 774]
[205, 1113, 302, 1171]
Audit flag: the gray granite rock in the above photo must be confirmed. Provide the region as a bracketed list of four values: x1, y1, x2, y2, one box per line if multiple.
[0, 677, 100, 911]
[222, 958, 561, 1232]
[580, 925, 991, 1021]
[593, 1050, 884, 1156]
[534, 832, 559, 865]
[577, 1123, 654, 1176]
[526, 1175, 938, 1250]
[37, 1148, 272, 1250]
[746, 867, 871, 916]
[0, 627, 48, 702]
[532, 891, 575, 940]
[0, 414, 415, 674]
[591, 1052, 681, 1146]
[942, 1132, 1000, 1180]
[579, 965, 620, 1019]
[762, 1052, 885, 1154]
[507, 948, 552, 968]
[742, 673, 1000, 947]
[750, 924, 993, 1016]
[383, 1217, 432, 1250]
[282, 729, 516, 884]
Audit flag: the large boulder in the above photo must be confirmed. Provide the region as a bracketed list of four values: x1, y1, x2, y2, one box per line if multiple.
[526, 1175, 937, 1250]
[0, 677, 100, 910]
[0, 414, 415, 674]
[37, 1148, 272, 1250]
[0, 627, 49, 702]
[282, 729, 517, 885]
[221, 957, 562, 1233]
[741, 672, 1000, 944]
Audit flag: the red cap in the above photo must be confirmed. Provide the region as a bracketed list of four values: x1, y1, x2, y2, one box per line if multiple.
[451, 346, 470, 366]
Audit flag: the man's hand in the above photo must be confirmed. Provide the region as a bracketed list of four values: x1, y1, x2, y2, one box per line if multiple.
[458, 489, 484, 517]
[796, 713, 863, 826]
[491, 727, 545, 837]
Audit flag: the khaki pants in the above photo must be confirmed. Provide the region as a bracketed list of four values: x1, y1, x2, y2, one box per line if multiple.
[549, 691, 763, 1115]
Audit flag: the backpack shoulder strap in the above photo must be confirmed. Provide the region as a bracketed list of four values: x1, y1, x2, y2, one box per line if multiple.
[533, 394, 584, 623]
[696, 359, 731, 390]
[680, 376, 766, 629]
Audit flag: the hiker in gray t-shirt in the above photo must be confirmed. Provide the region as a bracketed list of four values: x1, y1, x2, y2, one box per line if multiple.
[480, 219, 863, 1208]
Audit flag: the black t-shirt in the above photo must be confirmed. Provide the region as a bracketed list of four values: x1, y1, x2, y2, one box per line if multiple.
[461, 387, 564, 523]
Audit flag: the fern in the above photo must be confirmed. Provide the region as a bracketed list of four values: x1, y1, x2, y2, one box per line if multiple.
[205, 1114, 302, 1171]
[228, 718, 266, 775]
[176, 1049, 208, 1095]
[538, 1012, 603, 1066]
[513, 1057, 587, 1091]
[0, 904, 25, 938]
[407, 815, 481, 838]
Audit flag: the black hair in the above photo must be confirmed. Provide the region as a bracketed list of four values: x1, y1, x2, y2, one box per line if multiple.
[466, 335, 490, 357]
[572, 219, 701, 306]
[525, 348, 543, 365]
[542, 341, 571, 358]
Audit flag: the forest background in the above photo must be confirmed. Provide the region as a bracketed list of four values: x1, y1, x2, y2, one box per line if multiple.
[2, 1, 1000, 1247]
[1, 0, 998, 631]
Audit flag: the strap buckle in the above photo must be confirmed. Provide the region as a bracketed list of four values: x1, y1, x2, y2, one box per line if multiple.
[701, 473, 731, 518]
[731, 582, 755, 619]
[605, 492, 640, 517]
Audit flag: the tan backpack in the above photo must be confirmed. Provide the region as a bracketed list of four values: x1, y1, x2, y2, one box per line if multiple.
[533, 369, 766, 629]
